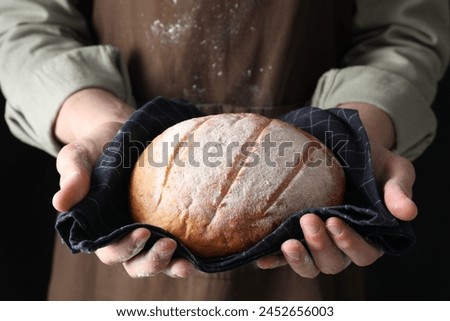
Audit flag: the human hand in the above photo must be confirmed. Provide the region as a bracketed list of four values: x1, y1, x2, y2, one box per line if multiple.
[52, 88, 195, 278]
[256, 103, 417, 277]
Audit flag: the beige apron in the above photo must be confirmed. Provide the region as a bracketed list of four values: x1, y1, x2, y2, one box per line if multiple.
[49, 0, 365, 300]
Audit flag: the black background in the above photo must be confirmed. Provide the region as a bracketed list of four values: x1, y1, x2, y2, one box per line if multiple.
[0, 95, 58, 300]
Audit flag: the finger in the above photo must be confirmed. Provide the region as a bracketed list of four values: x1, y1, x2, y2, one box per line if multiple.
[163, 258, 196, 278]
[52, 142, 96, 212]
[384, 180, 418, 221]
[374, 150, 418, 221]
[281, 239, 320, 278]
[255, 253, 287, 270]
[325, 217, 383, 267]
[301, 214, 351, 275]
[95, 228, 151, 265]
[382, 155, 417, 220]
[123, 237, 177, 278]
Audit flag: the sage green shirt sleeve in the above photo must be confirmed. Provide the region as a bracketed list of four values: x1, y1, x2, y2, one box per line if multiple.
[0, 0, 135, 157]
[312, 0, 450, 160]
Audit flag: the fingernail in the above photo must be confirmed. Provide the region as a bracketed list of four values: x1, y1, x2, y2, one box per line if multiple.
[303, 223, 320, 235]
[176, 266, 194, 278]
[285, 250, 301, 261]
[269, 257, 282, 269]
[130, 238, 148, 257]
[327, 224, 342, 236]
[156, 238, 177, 259]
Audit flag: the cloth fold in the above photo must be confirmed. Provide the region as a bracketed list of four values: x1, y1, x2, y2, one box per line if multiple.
[55, 96, 416, 273]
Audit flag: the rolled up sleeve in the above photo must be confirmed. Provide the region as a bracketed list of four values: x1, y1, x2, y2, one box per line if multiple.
[312, 0, 450, 160]
[0, 0, 134, 157]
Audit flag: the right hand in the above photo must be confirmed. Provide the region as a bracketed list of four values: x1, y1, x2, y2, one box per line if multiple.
[52, 88, 196, 278]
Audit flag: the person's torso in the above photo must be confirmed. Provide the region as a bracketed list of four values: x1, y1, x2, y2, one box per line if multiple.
[89, 0, 354, 116]
[57, 1, 365, 301]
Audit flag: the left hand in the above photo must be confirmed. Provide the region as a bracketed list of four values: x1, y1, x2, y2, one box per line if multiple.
[256, 103, 417, 277]
[52, 88, 196, 279]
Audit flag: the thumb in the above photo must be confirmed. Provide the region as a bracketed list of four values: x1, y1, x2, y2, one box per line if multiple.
[381, 152, 418, 221]
[52, 122, 124, 212]
[52, 142, 95, 212]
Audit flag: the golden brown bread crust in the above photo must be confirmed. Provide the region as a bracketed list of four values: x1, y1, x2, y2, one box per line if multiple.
[129, 113, 345, 257]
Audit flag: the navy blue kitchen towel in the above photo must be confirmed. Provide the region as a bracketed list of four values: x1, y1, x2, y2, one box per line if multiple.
[55, 96, 416, 273]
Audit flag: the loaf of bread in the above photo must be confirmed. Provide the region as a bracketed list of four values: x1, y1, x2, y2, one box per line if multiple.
[129, 113, 345, 257]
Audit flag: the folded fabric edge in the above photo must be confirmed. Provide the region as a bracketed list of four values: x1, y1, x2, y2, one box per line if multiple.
[55, 205, 416, 273]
